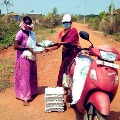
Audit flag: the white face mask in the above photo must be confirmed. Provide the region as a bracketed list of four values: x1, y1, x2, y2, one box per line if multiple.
[63, 23, 71, 29]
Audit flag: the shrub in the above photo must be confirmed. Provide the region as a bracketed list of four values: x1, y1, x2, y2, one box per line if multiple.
[113, 32, 120, 41]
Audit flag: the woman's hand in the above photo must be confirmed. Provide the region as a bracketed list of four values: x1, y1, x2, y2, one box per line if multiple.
[36, 42, 42, 47]
[27, 47, 34, 53]
[45, 45, 60, 52]
[45, 48, 52, 52]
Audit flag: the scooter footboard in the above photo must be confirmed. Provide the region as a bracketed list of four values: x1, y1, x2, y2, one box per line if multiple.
[87, 91, 110, 116]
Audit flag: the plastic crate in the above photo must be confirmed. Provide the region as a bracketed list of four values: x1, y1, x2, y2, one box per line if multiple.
[45, 87, 65, 112]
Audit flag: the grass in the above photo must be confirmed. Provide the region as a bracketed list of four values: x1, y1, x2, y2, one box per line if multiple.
[34, 27, 56, 42]
[0, 59, 14, 92]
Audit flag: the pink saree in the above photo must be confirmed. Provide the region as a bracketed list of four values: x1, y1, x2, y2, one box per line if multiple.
[14, 30, 38, 101]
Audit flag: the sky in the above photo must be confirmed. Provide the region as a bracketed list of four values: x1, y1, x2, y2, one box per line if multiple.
[0, 0, 120, 15]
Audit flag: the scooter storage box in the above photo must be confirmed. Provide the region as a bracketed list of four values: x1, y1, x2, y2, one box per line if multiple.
[45, 87, 65, 112]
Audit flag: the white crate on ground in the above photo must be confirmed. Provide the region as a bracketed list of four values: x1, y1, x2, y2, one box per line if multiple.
[45, 87, 65, 112]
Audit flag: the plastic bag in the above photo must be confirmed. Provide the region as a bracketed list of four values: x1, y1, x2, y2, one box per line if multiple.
[21, 50, 36, 61]
[38, 40, 53, 47]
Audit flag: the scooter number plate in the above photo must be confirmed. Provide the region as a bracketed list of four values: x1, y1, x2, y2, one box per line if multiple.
[96, 60, 119, 69]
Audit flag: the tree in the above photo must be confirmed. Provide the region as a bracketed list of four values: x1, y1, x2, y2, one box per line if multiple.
[109, 2, 115, 25]
[108, 3, 115, 13]
[1, 0, 13, 14]
[99, 11, 107, 21]
[52, 7, 58, 16]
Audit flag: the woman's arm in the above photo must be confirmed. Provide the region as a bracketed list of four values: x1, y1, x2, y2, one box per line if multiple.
[14, 41, 27, 50]
[14, 40, 33, 52]
[57, 41, 68, 45]
[45, 45, 60, 52]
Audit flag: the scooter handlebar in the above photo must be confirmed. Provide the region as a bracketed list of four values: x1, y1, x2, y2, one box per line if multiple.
[77, 47, 90, 51]
[77, 47, 95, 56]
[83, 48, 90, 51]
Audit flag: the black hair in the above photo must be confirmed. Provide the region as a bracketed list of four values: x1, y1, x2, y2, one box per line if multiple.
[23, 16, 32, 24]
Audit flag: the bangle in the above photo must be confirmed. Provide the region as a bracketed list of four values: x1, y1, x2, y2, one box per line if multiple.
[24, 47, 28, 50]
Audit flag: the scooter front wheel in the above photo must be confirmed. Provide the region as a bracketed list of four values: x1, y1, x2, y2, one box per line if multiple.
[83, 114, 93, 120]
[85, 104, 107, 120]
[83, 104, 93, 120]
[93, 110, 107, 120]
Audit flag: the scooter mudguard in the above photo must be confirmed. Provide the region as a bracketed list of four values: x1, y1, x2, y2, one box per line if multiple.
[87, 91, 110, 116]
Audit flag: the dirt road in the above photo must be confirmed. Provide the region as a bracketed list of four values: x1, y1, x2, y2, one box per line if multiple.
[0, 23, 120, 120]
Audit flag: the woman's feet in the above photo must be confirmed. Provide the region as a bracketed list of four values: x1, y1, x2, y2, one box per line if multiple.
[23, 100, 29, 106]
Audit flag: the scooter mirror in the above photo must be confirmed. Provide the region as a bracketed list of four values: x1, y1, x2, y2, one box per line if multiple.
[79, 31, 89, 41]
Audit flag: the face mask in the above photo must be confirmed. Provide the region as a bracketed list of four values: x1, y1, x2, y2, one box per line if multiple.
[63, 23, 71, 29]
[19, 22, 34, 31]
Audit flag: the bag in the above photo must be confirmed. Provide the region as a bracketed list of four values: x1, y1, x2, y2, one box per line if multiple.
[21, 50, 36, 61]
[38, 40, 53, 47]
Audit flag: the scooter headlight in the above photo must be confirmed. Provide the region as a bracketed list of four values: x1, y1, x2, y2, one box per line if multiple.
[90, 69, 97, 81]
[100, 50, 117, 61]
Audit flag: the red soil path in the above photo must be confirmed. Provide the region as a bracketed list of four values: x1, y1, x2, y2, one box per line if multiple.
[0, 23, 120, 120]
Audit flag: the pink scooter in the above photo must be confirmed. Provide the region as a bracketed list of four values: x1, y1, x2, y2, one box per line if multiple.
[63, 31, 120, 120]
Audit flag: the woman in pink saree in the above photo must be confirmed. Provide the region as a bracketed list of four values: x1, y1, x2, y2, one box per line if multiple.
[14, 16, 38, 106]
[45, 14, 80, 87]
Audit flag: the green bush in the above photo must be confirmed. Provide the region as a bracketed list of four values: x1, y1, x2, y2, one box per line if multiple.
[113, 32, 120, 41]
[86, 17, 100, 30]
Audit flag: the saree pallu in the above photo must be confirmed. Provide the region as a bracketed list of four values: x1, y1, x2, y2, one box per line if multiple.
[57, 47, 80, 87]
